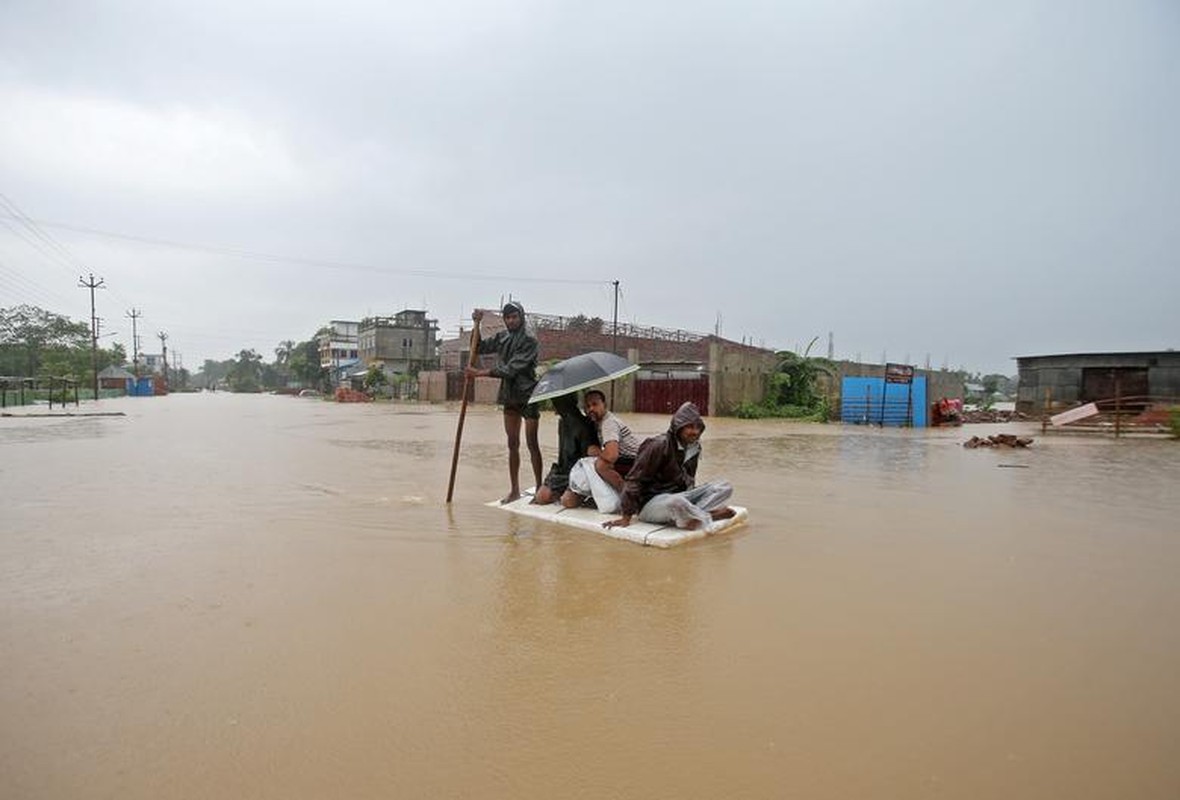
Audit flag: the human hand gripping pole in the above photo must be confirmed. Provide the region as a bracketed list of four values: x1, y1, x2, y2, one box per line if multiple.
[446, 318, 482, 503]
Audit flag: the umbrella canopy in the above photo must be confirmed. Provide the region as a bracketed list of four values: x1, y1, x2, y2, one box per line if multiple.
[529, 351, 640, 404]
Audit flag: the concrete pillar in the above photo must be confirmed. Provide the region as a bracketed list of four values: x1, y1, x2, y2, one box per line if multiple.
[707, 342, 722, 417]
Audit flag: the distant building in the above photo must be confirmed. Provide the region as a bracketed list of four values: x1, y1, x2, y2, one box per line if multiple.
[435, 309, 777, 415]
[318, 320, 360, 371]
[141, 353, 165, 374]
[1016, 350, 1180, 414]
[98, 365, 136, 390]
[358, 310, 440, 375]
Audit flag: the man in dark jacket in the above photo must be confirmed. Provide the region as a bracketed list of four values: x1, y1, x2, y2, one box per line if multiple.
[532, 392, 598, 505]
[467, 302, 543, 503]
[603, 401, 735, 531]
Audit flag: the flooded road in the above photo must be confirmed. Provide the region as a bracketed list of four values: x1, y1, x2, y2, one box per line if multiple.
[2, 393, 1178, 799]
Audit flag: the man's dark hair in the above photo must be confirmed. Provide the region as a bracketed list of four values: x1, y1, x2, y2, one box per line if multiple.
[584, 389, 606, 404]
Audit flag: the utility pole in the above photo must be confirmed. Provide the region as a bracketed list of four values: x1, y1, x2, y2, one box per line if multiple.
[78, 273, 105, 400]
[612, 280, 619, 355]
[158, 331, 169, 393]
[611, 279, 620, 409]
[126, 308, 142, 377]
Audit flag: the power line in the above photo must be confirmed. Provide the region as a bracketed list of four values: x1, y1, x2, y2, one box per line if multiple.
[0, 213, 609, 286]
[0, 256, 79, 311]
[0, 217, 86, 282]
[0, 195, 90, 279]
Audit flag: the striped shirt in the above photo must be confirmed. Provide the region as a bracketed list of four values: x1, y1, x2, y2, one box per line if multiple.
[597, 412, 642, 459]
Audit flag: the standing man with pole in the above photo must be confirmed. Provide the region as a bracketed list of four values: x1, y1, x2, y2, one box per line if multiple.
[466, 301, 543, 504]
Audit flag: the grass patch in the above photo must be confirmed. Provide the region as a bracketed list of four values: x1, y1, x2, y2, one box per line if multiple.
[734, 400, 829, 422]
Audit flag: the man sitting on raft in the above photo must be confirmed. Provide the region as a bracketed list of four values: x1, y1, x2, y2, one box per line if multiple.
[603, 401, 736, 531]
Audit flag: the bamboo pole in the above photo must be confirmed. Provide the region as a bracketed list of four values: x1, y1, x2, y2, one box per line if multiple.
[445, 323, 482, 503]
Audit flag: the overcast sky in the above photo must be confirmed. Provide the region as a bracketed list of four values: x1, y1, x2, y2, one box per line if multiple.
[2, 0, 1176, 375]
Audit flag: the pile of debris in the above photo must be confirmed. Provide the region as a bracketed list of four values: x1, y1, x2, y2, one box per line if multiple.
[334, 387, 372, 403]
[961, 409, 1033, 424]
[963, 434, 1034, 449]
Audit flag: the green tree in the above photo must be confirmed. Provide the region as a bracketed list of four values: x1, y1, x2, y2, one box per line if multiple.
[737, 336, 835, 420]
[196, 358, 234, 389]
[769, 337, 835, 408]
[288, 337, 327, 389]
[260, 362, 283, 390]
[272, 339, 297, 387]
[227, 349, 263, 392]
[274, 340, 296, 366]
[363, 364, 388, 393]
[0, 304, 90, 376]
[106, 342, 127, 368]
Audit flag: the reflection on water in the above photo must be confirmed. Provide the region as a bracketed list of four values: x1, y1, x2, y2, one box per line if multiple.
[2, 394, 1178, 799]
[0, 416, 109, 445]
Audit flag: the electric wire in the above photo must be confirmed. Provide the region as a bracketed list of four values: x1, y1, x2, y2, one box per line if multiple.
[0, 213, 610, 286]
[0, 255, 82, 312]
[0, 195, 90, 280]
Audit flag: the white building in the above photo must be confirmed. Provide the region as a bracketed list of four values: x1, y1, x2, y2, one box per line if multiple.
[318, 320, 359, 370]
[141, 353, 166, 374]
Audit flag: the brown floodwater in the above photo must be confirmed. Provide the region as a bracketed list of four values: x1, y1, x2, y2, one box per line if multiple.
[2, 393, 1178, 799]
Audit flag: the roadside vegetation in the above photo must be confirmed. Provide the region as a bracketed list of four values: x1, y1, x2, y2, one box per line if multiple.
[196, 337, 326, 393]
[735, 337, 834, 421]
[1, 305, 131, 405]
[2, 304, 126, 379]
[1170, 406, 1180, 439]
[1, 304, 332, 398]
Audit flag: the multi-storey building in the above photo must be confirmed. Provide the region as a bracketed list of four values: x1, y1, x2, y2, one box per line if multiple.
[318, 320, 360, 371]
[358, 310, 439, 374]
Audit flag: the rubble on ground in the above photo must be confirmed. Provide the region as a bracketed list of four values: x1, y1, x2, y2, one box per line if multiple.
[961, 409, 1033, 423]
[963, 434, 1034, 449]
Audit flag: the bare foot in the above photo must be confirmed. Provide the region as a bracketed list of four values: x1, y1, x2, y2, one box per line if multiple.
[500, 491, 521, 505]
[710, 507, 737, 521]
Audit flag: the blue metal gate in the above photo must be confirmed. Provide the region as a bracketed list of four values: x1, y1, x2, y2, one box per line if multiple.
[840, 376, 927, 427]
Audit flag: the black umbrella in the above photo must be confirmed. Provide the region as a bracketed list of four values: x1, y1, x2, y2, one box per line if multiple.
[529, 351, 639, 404]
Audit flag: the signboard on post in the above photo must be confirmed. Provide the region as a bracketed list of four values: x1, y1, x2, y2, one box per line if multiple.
[885, 363, 915, 384]
[881, 363, 916, 426]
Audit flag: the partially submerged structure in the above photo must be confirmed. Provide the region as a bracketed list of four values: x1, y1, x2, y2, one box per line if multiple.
[1015, 351, 1180, 415]
[430, 310, 776, 416]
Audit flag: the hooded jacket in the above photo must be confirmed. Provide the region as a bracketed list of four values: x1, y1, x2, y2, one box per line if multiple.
[476, 301, 539, 407]
[618, 401, 706, 517]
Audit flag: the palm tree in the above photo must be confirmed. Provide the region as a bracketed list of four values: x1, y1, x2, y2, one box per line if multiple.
[275, 340, 297, 367]
[769, 336, 835, 410]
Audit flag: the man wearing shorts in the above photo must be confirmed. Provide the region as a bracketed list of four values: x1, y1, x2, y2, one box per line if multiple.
[467, 302, 543, 503]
